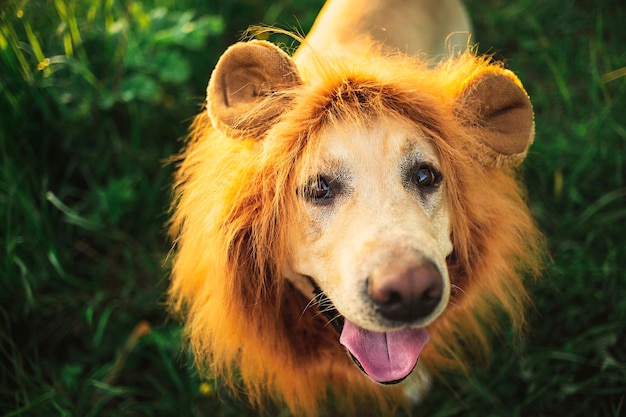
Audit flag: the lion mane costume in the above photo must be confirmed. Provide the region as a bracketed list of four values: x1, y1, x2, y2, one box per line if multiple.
[168, 1, 544, 415]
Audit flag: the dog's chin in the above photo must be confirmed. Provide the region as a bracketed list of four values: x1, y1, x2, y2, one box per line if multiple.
[304, 276, 429, 385]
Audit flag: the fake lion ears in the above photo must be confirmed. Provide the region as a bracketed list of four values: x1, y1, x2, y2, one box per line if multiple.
[456, 68, 535, 167]
[207, 40, 534, 167]
[207, 41, 301, 138]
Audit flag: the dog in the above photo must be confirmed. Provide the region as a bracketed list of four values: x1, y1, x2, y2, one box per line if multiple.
[168, 0, 544, 415]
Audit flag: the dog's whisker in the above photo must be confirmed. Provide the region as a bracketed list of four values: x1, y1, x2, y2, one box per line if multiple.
[322, 312, 344, 329]
[300, 298, 321, 320]
[306, 292, 327, 306]
[450, 283, 466, 295]
[303, 295, 321, 311]
[297, 292, 335, 327]
[317, 301, 335, 312]
[300, 291, 337, 321]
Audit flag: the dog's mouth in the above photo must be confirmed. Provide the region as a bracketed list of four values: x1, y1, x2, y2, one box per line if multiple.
[306, 276, 429, 384]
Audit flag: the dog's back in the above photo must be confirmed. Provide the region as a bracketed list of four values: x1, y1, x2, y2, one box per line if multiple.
[295, 0, 471, 65]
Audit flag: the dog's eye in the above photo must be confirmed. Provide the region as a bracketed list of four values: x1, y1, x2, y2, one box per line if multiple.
[309, 176, 334, 199]
[410, 165, 441, 188]
[301, 176, 334, 202]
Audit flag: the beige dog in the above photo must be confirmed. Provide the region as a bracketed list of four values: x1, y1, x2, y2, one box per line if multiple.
[168, 1, 543, 415]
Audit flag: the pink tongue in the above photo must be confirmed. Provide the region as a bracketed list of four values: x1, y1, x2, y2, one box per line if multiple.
[339, 319, 429, 383]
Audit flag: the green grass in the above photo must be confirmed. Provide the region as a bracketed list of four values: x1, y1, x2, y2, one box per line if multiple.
[1, 0, 625, 416]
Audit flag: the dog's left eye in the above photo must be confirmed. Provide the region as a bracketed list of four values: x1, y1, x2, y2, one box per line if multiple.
[410, 165, 441, 188]
[301, 176, 334, 202]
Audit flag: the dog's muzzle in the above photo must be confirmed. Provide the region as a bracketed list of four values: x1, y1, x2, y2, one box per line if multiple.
[305, 259, 441, 385]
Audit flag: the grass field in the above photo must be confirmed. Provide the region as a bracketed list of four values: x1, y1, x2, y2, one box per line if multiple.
[1, 0, 625, 416]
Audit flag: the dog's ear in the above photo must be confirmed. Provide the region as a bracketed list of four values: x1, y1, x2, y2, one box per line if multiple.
[456, 68, 534, 167]
[207, 40, 302, 138]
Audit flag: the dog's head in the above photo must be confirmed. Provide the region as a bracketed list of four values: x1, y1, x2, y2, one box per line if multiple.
[170, 40, 543, 414]
[205, 40, 535, 383]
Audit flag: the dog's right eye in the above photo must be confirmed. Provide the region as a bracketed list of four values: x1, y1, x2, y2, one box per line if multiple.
[409, 164, 441, 190]
[301, 176, 334, 203]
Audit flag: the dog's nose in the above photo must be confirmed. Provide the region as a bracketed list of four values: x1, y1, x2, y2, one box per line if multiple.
[368, 258, 443, 322]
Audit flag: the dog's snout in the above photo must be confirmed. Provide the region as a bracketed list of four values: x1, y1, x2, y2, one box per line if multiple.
[368, 258, 443, 322]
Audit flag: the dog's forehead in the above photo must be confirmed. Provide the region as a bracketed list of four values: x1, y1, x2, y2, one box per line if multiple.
[315, 117, 440, 168]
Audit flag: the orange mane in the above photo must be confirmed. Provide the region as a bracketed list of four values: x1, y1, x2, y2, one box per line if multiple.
[168, 46, 544, 416]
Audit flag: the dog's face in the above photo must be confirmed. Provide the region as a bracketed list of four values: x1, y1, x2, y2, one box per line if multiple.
[285, 115, 453, 384]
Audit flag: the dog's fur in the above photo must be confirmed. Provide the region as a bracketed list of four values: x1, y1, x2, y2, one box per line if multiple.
[168, 1, 544, 416]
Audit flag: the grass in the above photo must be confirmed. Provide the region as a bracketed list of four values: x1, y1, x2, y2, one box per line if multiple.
[1, 0, 625, 416]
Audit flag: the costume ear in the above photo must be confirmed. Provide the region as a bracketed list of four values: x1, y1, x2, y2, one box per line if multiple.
[207, 40, 302, 138]
[457, 68, 534, 167]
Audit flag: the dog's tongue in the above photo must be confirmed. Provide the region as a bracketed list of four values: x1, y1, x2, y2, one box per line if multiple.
[339, 319, 429, 383]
